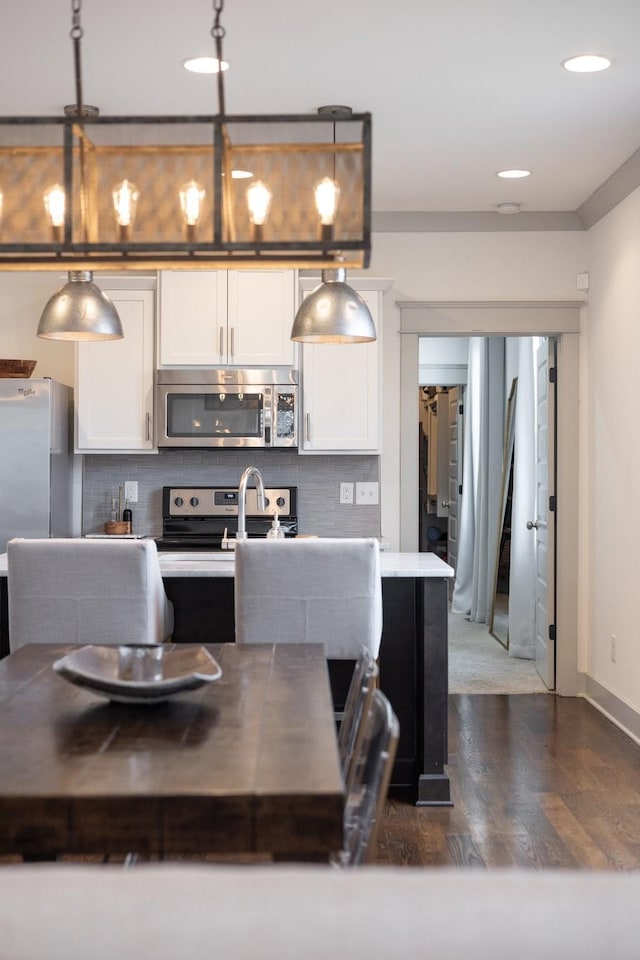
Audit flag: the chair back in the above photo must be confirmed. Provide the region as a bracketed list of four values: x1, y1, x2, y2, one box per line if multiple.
[7, 537, 174, 651]
[234, 537, 382, 660]
[338, 654, 379, 790]
[338, 689, 399, 866]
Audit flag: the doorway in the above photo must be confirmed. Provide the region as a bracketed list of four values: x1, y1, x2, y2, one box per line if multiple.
[415, 330, 562, 692]
[397, 301, 580, 695]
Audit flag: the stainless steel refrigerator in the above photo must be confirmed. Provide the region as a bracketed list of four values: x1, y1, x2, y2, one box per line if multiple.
[0, 378, 74, 553]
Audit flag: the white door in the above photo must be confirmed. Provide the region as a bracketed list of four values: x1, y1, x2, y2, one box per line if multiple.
[533, 338, 556, 689]
[446, 387, 462, 576]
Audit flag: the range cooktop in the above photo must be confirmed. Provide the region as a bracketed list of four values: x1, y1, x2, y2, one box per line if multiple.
[155, 485, 298, 551]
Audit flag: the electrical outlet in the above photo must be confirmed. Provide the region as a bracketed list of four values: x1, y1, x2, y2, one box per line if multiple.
[611, 634, 617, 663]
[339, 482, 354, 505]
[124, 480, 138, 503]
[355, 481, 379, 505]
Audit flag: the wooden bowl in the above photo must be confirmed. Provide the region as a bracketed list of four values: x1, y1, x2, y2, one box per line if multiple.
[0, 359, 37, 378]
[104, 521, 130, 535]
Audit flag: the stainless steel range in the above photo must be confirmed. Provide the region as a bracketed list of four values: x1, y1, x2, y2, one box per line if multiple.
[156, 485, 298, 551]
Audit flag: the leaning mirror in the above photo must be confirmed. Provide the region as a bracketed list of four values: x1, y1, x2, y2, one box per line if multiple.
[489, 377, 517, 649]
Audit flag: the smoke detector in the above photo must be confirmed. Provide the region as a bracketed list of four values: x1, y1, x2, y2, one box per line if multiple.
[497, 202, 522, 215]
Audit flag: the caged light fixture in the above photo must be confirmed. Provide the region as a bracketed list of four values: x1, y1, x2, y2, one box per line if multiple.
[0, 0, 371, 276]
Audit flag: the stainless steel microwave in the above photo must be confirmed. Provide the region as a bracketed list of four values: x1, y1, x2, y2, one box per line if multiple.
[155, 369, 298, 448]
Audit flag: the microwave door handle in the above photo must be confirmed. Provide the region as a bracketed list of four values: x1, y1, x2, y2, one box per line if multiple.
[264, 389, 272, 445]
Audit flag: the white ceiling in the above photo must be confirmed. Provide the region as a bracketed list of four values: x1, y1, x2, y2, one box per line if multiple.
[2, 0, 640, 215]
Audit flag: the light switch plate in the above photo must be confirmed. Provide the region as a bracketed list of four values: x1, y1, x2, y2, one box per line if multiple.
[355, 482, 379, 505]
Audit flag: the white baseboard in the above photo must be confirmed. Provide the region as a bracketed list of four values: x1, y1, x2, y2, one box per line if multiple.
[583, 674, 640, 748]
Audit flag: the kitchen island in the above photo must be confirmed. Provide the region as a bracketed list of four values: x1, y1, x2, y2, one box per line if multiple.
[0, 550, 454, 806]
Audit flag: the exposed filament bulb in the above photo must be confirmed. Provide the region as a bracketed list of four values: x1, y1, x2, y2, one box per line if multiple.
[43, 183, 65, 242]
[179, 180, 205, 241]
[315, 177, 340, 242]
[315, 177, 340, 225]
[247, 180, 272, 242]
[112, 179, 139, 241]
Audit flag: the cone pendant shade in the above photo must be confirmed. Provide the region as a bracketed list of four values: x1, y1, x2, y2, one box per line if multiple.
[291, 268, 376, 343]
[37, 271, 124, 341]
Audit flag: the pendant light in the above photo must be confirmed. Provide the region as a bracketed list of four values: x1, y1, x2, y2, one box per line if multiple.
[37, 271, 123, 341]
[290, 268, 376, 343]
[290, 105, 376, 344]
[37, 1, 123, 342]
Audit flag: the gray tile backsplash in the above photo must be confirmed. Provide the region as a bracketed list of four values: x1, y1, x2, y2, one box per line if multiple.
[82, 450, 380, 539]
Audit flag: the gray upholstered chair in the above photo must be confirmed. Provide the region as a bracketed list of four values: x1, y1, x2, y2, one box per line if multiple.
[233, 537, 382, 660]
[7, 537, 174, 652]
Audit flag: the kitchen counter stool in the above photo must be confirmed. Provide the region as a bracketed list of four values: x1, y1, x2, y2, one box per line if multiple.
[7, 537, 173, 651]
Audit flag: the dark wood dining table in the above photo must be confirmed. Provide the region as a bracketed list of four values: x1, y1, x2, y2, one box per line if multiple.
[0, 642, 344, 861]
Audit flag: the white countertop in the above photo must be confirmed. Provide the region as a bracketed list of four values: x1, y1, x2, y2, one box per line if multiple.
[0, 550, 453, 580]
[157, 550, 453, 579]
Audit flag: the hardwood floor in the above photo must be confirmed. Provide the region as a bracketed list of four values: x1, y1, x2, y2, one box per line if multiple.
[5, 693, 639, 870]
[375, 694, 640, 869]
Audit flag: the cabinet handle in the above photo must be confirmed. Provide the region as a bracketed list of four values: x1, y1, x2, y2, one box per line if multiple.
[305, 413, 311, 443]
[230, 327, 235, 358]
[146, 411, 151, 442]
[219, 326, 224, 358]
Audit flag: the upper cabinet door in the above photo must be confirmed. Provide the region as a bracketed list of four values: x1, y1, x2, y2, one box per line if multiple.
[158, 271, 227, 366]
[76, 289, 155, 453]
[300, 288, 381, 454]
[227, 270, 295, 367]
[157, 269, 295, 367]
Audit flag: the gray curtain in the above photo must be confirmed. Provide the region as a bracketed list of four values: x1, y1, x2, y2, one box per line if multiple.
[451, 338, 505, 622]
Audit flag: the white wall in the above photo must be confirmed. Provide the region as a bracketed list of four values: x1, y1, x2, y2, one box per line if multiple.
[584, 186, 640, 717]
[0, 274, 75, 386]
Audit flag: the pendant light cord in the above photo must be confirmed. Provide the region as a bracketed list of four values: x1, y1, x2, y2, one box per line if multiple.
[71, 0, 84, 113]
[70, 0, 89, 244]
[212, 0, 226, 117]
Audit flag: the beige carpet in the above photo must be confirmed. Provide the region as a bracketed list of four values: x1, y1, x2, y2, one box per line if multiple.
[448, 612, 548, 695]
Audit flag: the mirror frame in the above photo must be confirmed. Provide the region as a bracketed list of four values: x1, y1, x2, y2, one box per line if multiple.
[489, 376, 518, 648]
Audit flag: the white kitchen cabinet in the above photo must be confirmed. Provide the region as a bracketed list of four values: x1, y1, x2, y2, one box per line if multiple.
[158, 271, 227, 366]
[299, 286, 382, 454]
[75, 288, 156, 453]
[158, 269, 295, 367]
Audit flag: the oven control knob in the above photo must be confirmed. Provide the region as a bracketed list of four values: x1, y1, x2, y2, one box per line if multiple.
[276, 496, 286, 508]
[263, 497, 270, 509]
[190, 497, 199, 507]
[174, 497, 184, 507]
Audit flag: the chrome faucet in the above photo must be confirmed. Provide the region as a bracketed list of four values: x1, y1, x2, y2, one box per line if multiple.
[236, 465, 266, 542]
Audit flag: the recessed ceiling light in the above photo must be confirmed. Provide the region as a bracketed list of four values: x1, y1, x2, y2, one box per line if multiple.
[562, 54, 611, 73]
[181, 56, 229, 74]
[496, 169, 531, 179]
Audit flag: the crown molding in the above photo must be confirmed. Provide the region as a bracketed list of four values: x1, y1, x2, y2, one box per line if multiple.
[577, 144, 640, 229]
